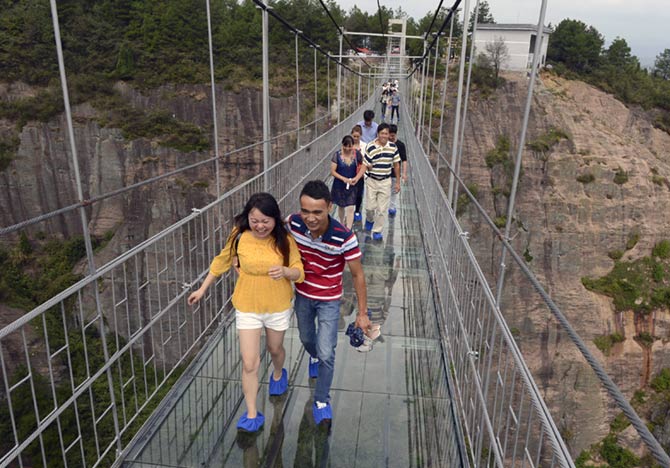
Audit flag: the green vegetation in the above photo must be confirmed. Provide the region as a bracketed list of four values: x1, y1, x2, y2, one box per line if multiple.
[548, 20, 670, 135]
[0, 236, 89, 310]
[456, 183, 479, 217]
[494, 216, 507, 229]
[635, 331, 656, 348]
[523, 247, 533, 263]
[652, 240, 670, 259]
[526, 127, 570, 153]
[608, 250, 624, 260]
[614, 167, 629, 185]
[650, 368, 670, 393]
[582, 241, 670, 314]
[485, 135, 512, 168]
[626, 231, 640, 250]
[577, 173, 595, 184]
[593, 332, 625, 355]
[600, 434, 639, 467]
[95, 95, 209, 152]
[0, 134, 21, 171]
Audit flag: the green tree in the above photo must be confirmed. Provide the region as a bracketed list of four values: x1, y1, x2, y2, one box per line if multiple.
[547, 19, 604, 73]
[469, 0, 495, 31]
[654, 48, 670, 80]
[605, 37, 638, 69]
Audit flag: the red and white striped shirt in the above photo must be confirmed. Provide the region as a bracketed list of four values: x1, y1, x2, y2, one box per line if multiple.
[287, 214, 361, 301]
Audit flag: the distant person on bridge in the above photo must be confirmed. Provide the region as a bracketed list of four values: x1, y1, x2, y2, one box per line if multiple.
[390, 90, 401, 124]
[363, 123, 401, 240]
[388, 124, 407, 216]
[330, 135, 365, 229]
[351, 125, 366, 222]
[287, 180, 370, 427]
[357, 109, 378, 144]
[188, 193, 304, 433]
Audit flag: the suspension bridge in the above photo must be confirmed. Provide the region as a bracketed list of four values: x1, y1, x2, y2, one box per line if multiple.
[1, 0, 669, 467]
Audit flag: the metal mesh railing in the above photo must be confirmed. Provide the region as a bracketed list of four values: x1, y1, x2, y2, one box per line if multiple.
[405, 103, 574, 467]
[0, 98, 372, 468]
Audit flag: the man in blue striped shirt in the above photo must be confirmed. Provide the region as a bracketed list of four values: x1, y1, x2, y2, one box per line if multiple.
[362, 123, 400, 241]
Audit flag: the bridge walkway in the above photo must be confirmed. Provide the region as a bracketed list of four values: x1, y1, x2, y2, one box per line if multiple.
[121, 131, 464, 466]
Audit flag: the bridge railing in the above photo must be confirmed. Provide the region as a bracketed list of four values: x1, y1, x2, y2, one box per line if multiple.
[0, 96, 373, 468]
[405, 104, 575, 467]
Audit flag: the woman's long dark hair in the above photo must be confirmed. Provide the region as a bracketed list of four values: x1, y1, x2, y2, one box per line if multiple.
[230, 192, 290, 266]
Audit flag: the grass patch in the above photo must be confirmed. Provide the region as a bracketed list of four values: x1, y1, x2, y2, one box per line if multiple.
[610, 412, 631, 433]
[576, 173, 595, 184]
[593, 332, 625, 356]
[635, 331, 655, 347]
[526, 127, 569, 153]
[613, 167, 629, 185]
[485, 135, 512, 168]
[523, 247, 533, 263]
[608, 250, 624, 260]
[600, 434, 639, 467]
[650, 368, 670, 392]
[94, 95, 210, 153]
[494, 216, 507, 229]
[625, 231, 640, 250]
[582, 243, 670, 314]
[0, 134, 21, 171]
[652, 240, 670, 259]
[456, 183, 479, 217]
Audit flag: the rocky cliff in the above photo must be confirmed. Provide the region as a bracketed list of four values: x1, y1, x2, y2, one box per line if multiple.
[0, 82, 300, 256]
[453, 72, 670, 454]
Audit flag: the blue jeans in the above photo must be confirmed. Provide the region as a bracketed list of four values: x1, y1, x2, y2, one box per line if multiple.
[294, 294, 340, 403]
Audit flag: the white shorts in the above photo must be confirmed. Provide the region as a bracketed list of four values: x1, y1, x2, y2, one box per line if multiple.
[235, 308, 292, 331]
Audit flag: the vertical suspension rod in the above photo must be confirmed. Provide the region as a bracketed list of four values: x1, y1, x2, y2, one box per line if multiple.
[261, 6, 271, 191]
[436, 14, 455, 178]
[447, 0, 471, 204]
[205, 0, 221, 198]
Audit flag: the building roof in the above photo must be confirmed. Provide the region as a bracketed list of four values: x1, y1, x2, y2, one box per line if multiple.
[476, 23, 553, 34]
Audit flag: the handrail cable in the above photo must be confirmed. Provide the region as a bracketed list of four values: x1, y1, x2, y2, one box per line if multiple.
[251, 0, 367, 77]
[316, 0, 373, 70]
[0, 112, 330, 237]
[431, 142, 670, 467]
[375, 0, 386, 40]
[408, 0, 462, 77]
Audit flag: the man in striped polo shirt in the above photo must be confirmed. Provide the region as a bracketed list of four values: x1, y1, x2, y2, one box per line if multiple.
[288, 180, 370, 426]
[363, 123, 401, 241]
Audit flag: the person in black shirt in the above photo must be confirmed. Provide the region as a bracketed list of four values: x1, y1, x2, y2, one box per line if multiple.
[388, 124, 407, 216]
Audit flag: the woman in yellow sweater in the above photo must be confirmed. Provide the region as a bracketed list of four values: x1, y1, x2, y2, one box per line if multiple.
[188, 193, 304, 433]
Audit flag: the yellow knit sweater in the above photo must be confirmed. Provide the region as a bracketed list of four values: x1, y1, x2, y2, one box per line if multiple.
[209, 230, 304, 313]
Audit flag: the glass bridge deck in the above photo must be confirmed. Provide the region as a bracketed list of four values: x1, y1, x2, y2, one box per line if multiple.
[121, 185, 462, 467]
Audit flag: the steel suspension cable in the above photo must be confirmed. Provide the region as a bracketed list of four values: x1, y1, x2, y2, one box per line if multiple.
[408, 0, 463, 77]
[316, 0, 373, 70]
[433, 144, 670, 466]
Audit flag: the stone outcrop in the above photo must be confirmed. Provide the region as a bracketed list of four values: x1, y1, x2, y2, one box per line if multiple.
[1, 82, 300, 253]
[453, 73, 670, 453]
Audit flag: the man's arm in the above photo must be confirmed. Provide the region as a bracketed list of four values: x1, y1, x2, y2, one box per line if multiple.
[393, 162, 401, 193]
[347, 258, 371, 332]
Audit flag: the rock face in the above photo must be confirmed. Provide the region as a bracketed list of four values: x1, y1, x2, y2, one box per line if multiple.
[0, 83, 300, 253]
[452, 73, 670, 453]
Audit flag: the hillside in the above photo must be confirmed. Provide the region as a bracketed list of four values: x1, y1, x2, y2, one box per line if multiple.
[452, 71, 670, 460]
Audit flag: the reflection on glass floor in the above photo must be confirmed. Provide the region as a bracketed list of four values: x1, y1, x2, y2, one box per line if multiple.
[122, 187, 464, 467]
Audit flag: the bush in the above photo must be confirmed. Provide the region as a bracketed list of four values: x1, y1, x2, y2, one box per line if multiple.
[608, 250, 623, 260]
[0, 133, 21, 171]
[577, 173, 595, 184]
[652, 240, 670, 259]
[625, 231, 640, 250]
[650, 368, 670, 392]
[593, 332, 625, 356]
[600, 434, 639, 467]
[613, 167, 629, 185]
[485, 135, 512, 168]
[526, 127, 569, 152]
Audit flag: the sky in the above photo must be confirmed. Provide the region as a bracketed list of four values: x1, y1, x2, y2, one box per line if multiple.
[333, 0, 669, 68]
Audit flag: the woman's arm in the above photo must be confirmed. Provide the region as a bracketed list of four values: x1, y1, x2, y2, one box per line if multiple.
[187, 272, 217, 305]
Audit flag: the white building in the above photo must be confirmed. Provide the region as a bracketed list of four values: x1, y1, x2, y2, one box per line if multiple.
[474, 24, 552, 71]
